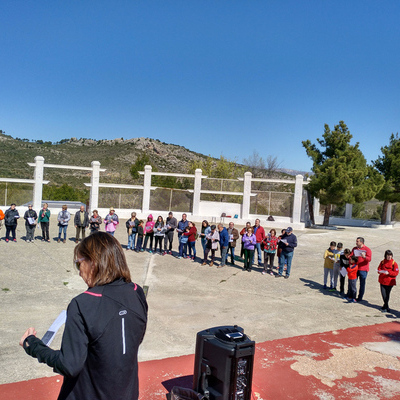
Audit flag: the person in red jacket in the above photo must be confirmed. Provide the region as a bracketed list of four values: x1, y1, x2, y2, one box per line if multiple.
[346, 256, 359, 303]
[184, 221, 198, 261]
[350, 237, 372, 302]
[252, 219, 266, 266]
[377, 250, 399, 313]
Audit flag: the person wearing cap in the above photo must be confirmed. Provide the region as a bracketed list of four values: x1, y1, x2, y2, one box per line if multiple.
[164, 211, 177, 255]
[104, 207, 119, 236]
[24, 204, 37, 243]
[276, 226, 297, 279]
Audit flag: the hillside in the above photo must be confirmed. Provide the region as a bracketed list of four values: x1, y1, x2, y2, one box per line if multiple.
[0, 133, 210, 186]
[0, 132, 301, 186]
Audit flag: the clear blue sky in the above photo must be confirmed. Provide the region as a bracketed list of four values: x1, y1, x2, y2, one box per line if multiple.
[1, 1, 399, 172]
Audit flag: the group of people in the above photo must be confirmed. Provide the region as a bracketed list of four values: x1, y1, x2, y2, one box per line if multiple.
[0, 204, 120, 243]
[124, 212, 298, 276]
[323, 236, 399, 312]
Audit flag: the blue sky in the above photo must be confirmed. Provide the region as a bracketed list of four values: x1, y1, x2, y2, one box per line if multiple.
[1, 1, 399, 172]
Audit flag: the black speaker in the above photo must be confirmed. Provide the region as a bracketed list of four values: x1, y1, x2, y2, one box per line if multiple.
[193, 325, 255, 400]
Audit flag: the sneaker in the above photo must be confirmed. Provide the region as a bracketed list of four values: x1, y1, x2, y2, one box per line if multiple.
[57, 239, 61, 243]
[323, 285, 327, 289]
[262, 271, 267, 275]
[5, 239, 9, 242]
[63, 239, 66, 244]
[140, 249, 144, 252]
[284, 275, 289, 279]
[210, 261, 214, 266]
[26, 240, 31, 243]
[275, 274, 283, 278]
[169, 251, 172, 255]
[269, 271, 274, 276]
[13, 239, 17, 242]
[191, 257, 195, 261]
[328, 288, 337, 292]
[202, 262, 207, 265]
[177, 256, 182, 259]
[149, 250, 152, 254]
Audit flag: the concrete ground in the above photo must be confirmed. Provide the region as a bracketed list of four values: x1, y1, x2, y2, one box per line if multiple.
[0, 217, 399, 395]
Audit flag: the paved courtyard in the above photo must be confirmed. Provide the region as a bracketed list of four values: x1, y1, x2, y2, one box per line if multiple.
[1, 216, 399, 397]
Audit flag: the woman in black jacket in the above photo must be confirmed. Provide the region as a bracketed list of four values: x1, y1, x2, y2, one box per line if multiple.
[20, 232, 148, 400]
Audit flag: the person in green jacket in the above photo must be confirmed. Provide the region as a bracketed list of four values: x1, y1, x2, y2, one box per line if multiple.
[38, 203, 51, 242]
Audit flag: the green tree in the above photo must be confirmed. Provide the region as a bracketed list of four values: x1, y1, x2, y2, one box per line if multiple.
[303, 121, 383, 225]
[130, 153, 187, 189]
[43, 184, 89, 203]
[374, 133, 400, 224]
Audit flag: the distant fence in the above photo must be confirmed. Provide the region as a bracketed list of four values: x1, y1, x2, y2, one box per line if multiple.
[2, 157, 397, 228]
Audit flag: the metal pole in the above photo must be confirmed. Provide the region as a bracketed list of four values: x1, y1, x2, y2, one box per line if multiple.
[268, 191, 271, 215]
[169, 189, 173, 211]
[5, 182, 7, 206]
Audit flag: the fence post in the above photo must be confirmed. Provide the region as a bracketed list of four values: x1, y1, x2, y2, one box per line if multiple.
[192, 168, 202, 217]
[313, 197, 320, 220]
[292, 175, 303, 224]
[142, 165, 152, 213]
[32, 156, 45, 211]
[386, 203, 392, 225]
[89, 161, 101, 212]
[345, 204, 353, 219]
[241, 171, 252, 219]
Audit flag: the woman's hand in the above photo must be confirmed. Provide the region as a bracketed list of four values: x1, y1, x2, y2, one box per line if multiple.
[19, 327, 37, 347]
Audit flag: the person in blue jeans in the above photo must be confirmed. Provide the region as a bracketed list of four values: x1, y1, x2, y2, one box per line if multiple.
[57, 205, 71, 243]
[178, 227, 189, 259]
[126, 212, 139, 250]
[276, 226, 297, 279]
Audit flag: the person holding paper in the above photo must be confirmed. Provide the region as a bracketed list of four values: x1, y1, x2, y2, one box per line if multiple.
[164, 211, 177, 255]
[350, 237, 372, 302]
[276, 227, 297, 279]
[125, 211, 139, 250]
[339, 248, 351, 296]
[226, 222, 239, 265]
[24, 204, 37, 243]
[377, 250, 399, 313]
[57, 205, 71, 243]
[20, 231, 148, 400]
[4, 203, 20, 242]
[38, 203, 51, 242]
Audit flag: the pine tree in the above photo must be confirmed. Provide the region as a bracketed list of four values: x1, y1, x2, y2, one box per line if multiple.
[303, 121, 383, 225]
[374, 133, 400, 224]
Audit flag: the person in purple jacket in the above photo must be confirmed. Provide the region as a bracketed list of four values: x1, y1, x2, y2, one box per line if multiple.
[20, 232, 148, 400]
[242, 227, 257, 272]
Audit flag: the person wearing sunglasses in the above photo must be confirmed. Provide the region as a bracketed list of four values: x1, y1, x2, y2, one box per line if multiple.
[20, 231, 148, 400]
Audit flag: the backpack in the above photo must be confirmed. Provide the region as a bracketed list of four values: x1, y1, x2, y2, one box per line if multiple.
[0, 210, 4, 220]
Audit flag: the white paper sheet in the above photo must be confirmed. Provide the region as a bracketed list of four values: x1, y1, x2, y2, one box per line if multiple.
[41, 310, 67, 346]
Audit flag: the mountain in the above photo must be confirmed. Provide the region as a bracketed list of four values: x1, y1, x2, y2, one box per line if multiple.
[0, 133, 209, 186]
[0, 132, 295, 186]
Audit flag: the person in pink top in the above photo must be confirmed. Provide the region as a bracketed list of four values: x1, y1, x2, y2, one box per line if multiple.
[350, 237, 372, 302]
[104, 207, 119, 236]
[143, 214, 155, 253]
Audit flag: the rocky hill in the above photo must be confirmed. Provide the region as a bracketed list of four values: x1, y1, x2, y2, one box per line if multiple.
[0, 133, 210, 186]
[0, 132, 302, 188]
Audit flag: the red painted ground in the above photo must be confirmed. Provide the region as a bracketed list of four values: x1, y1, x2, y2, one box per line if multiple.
[2, 322, 400, 400]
